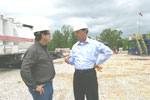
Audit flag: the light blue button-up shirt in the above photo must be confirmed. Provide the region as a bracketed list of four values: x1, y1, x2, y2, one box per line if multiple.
[69, 37, 113, 70]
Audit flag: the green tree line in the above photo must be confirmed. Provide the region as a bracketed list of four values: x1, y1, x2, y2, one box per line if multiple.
[48, 25, 78, 51]
[48, 25, 128, 51]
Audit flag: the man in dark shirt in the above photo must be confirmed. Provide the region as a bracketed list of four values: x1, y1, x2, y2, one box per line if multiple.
[20, 28, 55, 100]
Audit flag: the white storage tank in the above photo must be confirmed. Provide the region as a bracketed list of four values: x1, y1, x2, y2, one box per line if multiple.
[18, 24, 34, 39]
[13, 23, 21, 45]
[17, 24, 34, 53]
[3, 17, 14, 45]
[0, 14, 3, 45]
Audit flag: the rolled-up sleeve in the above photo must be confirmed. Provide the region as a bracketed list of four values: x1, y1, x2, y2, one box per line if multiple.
[20, 47, 37, 89]
[95, 42, 113, 66]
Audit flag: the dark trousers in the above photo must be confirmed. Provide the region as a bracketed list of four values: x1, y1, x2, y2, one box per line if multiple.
[73, 68, 99, 100]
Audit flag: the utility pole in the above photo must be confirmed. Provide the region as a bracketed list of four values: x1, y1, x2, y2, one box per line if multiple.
[139, 12, 143, 34]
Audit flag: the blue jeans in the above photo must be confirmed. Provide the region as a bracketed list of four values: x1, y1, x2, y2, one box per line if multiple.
[29, 81, 53, 100]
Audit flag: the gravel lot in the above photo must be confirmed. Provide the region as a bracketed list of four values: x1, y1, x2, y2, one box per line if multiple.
[0, 54, 150, 100]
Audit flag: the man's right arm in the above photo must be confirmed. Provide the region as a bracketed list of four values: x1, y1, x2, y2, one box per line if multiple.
[20, 47, 37, 89]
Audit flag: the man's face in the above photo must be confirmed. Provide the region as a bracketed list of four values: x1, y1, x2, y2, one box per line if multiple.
[74, 30, 87, 42]
[42, 30, 51, 44]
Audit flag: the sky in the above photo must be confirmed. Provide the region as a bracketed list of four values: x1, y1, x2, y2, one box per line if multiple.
[0, 0, 150, 38]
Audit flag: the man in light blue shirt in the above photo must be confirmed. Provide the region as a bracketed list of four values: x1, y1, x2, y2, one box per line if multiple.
[65, 22, 113, 100]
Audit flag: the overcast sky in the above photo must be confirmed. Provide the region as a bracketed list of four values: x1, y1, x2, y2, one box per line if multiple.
[0, 0, 150, 38]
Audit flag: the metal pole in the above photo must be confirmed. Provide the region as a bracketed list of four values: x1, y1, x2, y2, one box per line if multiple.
[139, 13, 140, 34]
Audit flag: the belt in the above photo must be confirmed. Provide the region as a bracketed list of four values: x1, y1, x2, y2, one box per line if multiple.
[75, 68, 94, 73]
[43, 79, 52, 83]
[37, 79, 52, 84]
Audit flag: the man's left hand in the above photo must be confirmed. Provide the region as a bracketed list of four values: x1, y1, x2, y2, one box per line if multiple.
[94, 64, 102, 72]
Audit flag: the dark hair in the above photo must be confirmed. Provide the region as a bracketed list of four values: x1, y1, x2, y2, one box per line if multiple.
[81, 28, 88, 34]
[34, 30, 50, 41]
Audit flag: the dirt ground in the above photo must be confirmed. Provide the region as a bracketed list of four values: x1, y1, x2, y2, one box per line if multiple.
[0, 54, 150, 100]
[53, 54, 150, 100]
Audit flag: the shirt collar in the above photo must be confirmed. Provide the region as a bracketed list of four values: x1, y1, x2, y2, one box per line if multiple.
[78, 37, 90, 45]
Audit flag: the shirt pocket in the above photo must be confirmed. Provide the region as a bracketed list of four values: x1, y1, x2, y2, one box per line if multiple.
[84, 47, 95, 60]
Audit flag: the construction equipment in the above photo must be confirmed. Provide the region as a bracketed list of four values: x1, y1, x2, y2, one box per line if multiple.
[133, 33, 143, 55]
[139, 34, 148, 55]
[128, 33, 150, 56]
[0, 14, 34, 68]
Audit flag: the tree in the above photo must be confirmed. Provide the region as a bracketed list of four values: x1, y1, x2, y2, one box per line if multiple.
[48, 39, 55, 51]
[121, 38, 128, 50]
[48, 25, 77, 51]
[97, 28, 123, 50]
[48, 30, 65, 51]
[61, 25, 72, 48]
[68, 31, 78, 48]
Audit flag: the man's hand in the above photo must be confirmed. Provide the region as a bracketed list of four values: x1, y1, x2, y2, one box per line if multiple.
[33, 85, 45, 95]
[65, 56, 71, 64]
[94, 64, 103, 72]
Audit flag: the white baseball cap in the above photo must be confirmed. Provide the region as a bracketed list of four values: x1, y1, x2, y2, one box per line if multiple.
[33, 26, 50, 33]
[73, 22, 88, 32]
